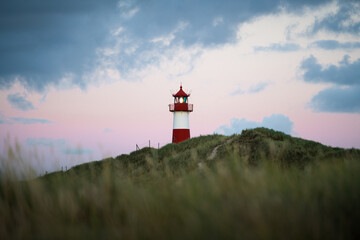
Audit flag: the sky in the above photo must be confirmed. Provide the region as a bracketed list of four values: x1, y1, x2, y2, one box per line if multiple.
[1, 0, 360, 174]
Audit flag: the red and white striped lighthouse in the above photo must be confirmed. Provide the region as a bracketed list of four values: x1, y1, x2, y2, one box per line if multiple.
[169, 85, 193, 143]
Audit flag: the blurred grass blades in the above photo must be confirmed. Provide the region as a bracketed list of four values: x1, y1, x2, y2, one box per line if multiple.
[0, 128, 359, 239]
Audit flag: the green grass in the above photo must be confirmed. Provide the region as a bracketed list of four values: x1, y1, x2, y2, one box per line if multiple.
[1, 128, 360, 239]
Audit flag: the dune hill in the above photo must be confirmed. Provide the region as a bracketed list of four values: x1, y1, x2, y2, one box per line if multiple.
[1, 128, 360, 239]
[44, 127, 359, 180]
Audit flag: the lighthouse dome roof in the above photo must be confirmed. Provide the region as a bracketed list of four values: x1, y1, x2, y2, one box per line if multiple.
[173, 85, 190, 97]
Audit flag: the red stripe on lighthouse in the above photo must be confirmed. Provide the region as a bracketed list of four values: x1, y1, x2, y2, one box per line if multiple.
[172, 129, 190, 143]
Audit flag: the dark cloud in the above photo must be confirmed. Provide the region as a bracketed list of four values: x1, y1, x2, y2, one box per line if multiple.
[122, 0, 329, 46]
[215, 114, 294, 135]
[7, 93, 34, 111]
[310, 1, 360, 35]
[0, 0, 120, 92]
[10, 117, 53, 125]
[254, 43, 301, 52]
[123, 0, 277, 47]
[310, 40, 360, 50]
[300, 55, 360, 86]
[301, 55, 360, 113]
[0, 0, 331, 92]
[310, 86, 360, 113]
[118, 0, 325, 72]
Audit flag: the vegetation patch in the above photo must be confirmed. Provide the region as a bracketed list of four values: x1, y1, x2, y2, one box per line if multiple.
[0, 128, 359, 239]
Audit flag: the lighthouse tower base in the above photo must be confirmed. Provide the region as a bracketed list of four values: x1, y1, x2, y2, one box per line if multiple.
[172, 111, 190, 143]
[172, 129, 190, 143]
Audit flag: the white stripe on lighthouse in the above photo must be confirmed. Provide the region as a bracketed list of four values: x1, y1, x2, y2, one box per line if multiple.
[173, 112, 189, 129]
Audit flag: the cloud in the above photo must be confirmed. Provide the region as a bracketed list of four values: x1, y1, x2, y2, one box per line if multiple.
[7, 93, 34, 111]
[121, 7, 139, 19]
[248, 82, 270, 93]
[62, 147, 94, 155]
[212, 16, 224, 27]
[310, 1, 360, 35]
[254, 43, 301, 52]
[0, 111, 11, 124]
[26, 138, 66, 147]
[104, 128, 113, 133]
[26, 137, 93, 155]
[300, 55, 360, 113]
[0, 113, 53, 125]
[310, 40, 360, 50]
[119, 0, 329, 47]
[231, 82, 270, 95]
[231, 88, 246, 96]
[215, 114, 294, 135]
[300, 55, 360, 86]
[309, 86, 360, 113]
[0, 0, 331, 92]
[0, 0, 120, 92]
[10, 117, 53, 125]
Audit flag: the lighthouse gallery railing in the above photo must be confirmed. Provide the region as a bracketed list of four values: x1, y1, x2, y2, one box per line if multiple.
[169, 103, 193, 112]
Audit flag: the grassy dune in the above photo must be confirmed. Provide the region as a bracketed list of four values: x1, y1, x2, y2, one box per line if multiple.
[1, 128, 360, 239]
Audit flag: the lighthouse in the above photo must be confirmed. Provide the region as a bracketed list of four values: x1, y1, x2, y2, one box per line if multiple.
[169, 85, 193, 143]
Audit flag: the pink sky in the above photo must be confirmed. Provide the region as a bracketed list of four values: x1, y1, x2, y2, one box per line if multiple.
[1, 1, 360, 174]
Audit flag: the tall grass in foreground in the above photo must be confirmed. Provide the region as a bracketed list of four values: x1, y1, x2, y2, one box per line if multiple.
[1, 154, 359, 239]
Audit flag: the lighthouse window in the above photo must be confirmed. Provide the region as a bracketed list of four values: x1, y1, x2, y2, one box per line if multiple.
[184, 97, 187, 103]
[179, 97, 184, 103]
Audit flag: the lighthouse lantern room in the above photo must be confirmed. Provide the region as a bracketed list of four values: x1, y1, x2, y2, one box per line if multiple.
[169, 85, 193, 143]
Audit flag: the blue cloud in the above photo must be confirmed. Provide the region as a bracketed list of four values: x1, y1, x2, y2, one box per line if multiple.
[300, 55, 360, 113]
[104, 128, 113, 133]
[309, 86, 360, 113]
[232, 82, 270, 95]
[248, 82, 270, 93]
[0, 111, 10, 124]
[26, 137, 93, 155]
[0, 0, 120, 92]
[7, 93, 34, 111]
[10, 117, 53, 125]
[62, 147, 93, 155]
[121, 0, 329, 47]
[310, 40, 360, 50]
[231, 88, 245, 96]
[215, 114, 294, 135]
[310, 1, 360, 35]
[26, 138, 66, 147]
[0, 0, 331, 92]
[300, 55, 360, 86]
[254, 43, 301, 52]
